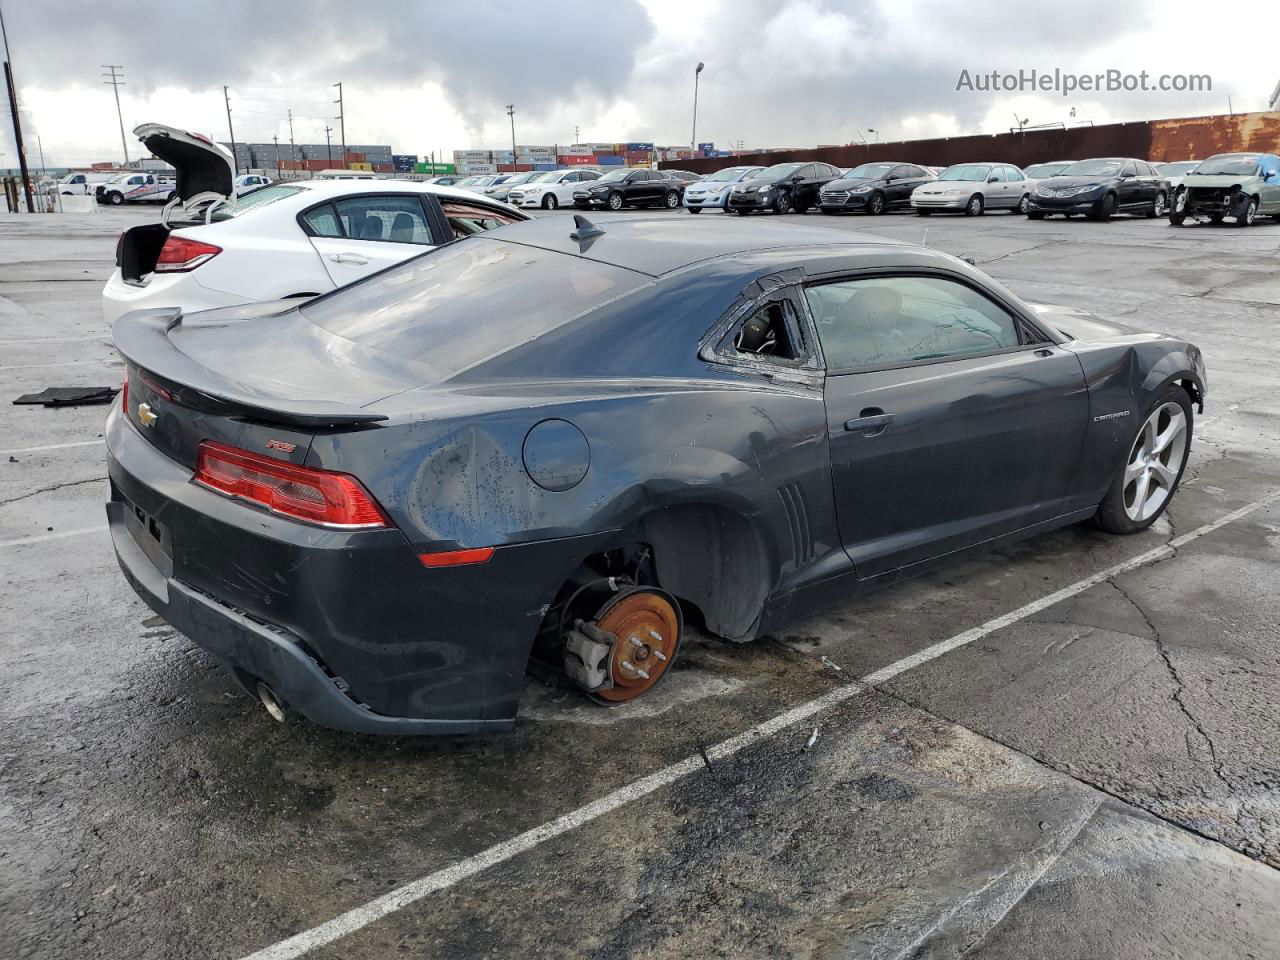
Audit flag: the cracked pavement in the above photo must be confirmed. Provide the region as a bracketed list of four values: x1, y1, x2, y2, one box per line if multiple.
[2, 206, 1279, 960]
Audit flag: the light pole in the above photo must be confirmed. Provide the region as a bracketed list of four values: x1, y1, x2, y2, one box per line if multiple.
[691, 61, 705, 152]
[507, 103, 516, 165]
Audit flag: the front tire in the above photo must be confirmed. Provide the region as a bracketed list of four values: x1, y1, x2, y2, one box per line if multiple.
[687, 206, 702, 214]
[773, 191, 792, 215]
[664, 191, 680, 209]
[1092, 385, 1193, 534]
[607, 191, 624, 211]
[866, 191, 886, 215]
[1235, 195, 1258, 226]
[1088, 193, 1116, 221]
[107, 191, 124, 206]
[1147, 191, 1167, 218]
[1026, 211, 1046, 220]
[915, 209, 931, 216]
[542, 194, 559, 210]
[964, 194, 984, 216]
[735, 208, 750, 216]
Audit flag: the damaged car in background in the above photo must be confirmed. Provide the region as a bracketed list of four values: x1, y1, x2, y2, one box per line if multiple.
[1169, 152, 1280, 226]
[106, 214, 1206, 735]
[103, 124, 528, 323]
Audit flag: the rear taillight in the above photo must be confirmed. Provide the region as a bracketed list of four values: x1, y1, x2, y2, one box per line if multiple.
[154, 235, 222, 273]
[194, 441, 389, 529]
[121, 371, 128, 411]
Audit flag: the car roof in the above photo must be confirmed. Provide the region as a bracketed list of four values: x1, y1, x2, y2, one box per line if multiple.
[271, 178, 508, 206]
[488, 214, 908, 276]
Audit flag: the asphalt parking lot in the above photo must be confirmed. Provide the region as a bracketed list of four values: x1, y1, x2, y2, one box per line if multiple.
[3, 202, 1279, 960]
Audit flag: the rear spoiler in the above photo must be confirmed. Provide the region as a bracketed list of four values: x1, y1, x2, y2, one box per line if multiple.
[112, 308, 388, 427]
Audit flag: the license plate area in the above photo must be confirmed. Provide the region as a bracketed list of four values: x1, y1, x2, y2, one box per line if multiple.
[120, 490, 174, 579]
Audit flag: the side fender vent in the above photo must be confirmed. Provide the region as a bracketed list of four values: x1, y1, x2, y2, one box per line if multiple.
[778, 483, 815, 567]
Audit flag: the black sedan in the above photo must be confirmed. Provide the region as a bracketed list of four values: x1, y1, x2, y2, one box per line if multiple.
[727, 161, 844, 214]
[573, 168, 683, 210]
[106, 214, 1205, 734]
[819, 162, 936, 215]
[1027, 158, 1171, 220]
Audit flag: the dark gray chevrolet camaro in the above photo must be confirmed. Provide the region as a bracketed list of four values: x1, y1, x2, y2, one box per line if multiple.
[106, 214, 1206, 734]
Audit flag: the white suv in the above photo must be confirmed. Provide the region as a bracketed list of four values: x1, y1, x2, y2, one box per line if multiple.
[507, 169, 601, 210]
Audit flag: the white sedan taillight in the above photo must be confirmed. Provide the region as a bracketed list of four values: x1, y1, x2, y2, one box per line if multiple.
[154, 235, 222, 273]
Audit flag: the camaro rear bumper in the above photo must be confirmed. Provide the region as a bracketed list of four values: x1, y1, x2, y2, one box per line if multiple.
[104, 404, 611, 735]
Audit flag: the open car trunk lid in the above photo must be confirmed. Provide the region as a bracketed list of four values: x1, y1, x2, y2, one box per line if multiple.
[111, 303, 432, 470]
[133, 123, 234, 204]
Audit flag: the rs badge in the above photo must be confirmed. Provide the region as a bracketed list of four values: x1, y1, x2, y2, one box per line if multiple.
[136, 402, 158, 428]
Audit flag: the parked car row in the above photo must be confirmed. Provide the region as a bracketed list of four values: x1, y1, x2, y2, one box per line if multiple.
[672, 152, 1280, 227]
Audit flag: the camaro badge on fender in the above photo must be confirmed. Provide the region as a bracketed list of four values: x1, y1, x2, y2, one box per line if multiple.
[1093, 410, 1131, 422]
[136, 402, 158, 427]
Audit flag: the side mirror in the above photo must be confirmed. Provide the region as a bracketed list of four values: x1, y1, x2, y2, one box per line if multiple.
[1265, 170, 1277, 181]
[987, 175, 999, 182]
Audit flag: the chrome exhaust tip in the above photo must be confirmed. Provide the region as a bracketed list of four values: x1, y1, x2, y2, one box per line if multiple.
[256, 682, 286, 723]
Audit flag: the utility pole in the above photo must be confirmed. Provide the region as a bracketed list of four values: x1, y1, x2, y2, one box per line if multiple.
[287, 109, 296, 171]
[333, 82, 346, 169]
[36, 133, 44, 173]
[574, 125, 580, 145]
[223, 85, 238, 174]
[101, 64, 129, 166]
[324, 125, 333, 168]
[2, 5, 33, 212]
[506, 103, 517, 166]
[691, 61, 704, 151]
[272, 134, 280, 174]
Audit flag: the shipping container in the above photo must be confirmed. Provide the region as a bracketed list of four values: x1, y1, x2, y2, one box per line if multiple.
[532, 163, 559, 171]
[626, 142, 655, 152]
[597, 155, 625, 165]
[561, 145, 594, 156]
[460, 161, 498, 175]
[558, 154, 597, 165]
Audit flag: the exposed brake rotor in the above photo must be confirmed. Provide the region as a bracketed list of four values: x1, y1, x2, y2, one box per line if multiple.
[562, 587, 682, 705]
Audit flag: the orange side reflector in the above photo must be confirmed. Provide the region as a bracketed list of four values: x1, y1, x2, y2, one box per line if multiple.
[418, 547, 495, 568]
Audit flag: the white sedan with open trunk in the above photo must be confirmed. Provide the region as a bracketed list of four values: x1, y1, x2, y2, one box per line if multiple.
[103, 125, 527, 324]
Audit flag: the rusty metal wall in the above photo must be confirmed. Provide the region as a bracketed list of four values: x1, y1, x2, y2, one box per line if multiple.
[665, 111, 1280, 174]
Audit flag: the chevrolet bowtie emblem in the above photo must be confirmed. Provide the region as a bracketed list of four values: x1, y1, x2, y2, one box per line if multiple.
[136, 402, 158, 428]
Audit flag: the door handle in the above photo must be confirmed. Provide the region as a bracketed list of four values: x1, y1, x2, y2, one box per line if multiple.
[328, 252, 369, 265]
[844, 410, 894, 436]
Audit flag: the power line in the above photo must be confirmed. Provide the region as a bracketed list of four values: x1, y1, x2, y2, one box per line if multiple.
[101, 64, 128, 165]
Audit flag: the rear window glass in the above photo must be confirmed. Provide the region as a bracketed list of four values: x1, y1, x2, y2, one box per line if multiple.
[301, 238, 647, 382]
[210, 184, 306, 221]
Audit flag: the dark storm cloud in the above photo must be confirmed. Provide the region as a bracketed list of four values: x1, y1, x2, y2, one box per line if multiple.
[4, 0, 654, 127]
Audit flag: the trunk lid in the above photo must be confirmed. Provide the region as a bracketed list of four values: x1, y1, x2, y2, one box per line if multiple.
[133, 123, 234, 203]
[113, 303, 424, 470]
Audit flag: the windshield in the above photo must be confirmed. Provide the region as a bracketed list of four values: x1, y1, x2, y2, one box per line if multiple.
[1192, 155, 1262, 176]
[938, 164, 991, 181]
[209, 184, 306, 221]
[843, 163, 895, 180]
[1157, 161, 1200, 176]
[705, 166, 755, 182]
[1025, 162, 1072, 178]
[301, 238, 647, 383]
[597, 169, 631, 182]
[455, 177, 478, 187]
[1060, 159, 1124, 177]
[528, 171, 564, 183]
[502, 172, 541, 185]
[756, 163, 804, 179]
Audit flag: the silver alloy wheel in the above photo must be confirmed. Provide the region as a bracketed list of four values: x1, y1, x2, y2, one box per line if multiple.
[1174, 190, 1187, 212]
[1017, 194, 1029, 214]
[608, 192, 623, 211]
[1153, 192, 1166, 216]
[1122, 401, 1188, 522]
[665, 191, 679, 208]
[966, 194, 983, 216]
[544, 194, 558, 210]
[1243, 197, 1257, 225]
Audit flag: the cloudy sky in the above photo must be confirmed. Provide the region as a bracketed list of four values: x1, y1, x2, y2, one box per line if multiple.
[2, 0, 1276, 167]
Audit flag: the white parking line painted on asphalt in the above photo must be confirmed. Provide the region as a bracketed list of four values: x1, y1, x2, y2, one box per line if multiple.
[0, 334, 110, 344]
[0, 358, 116, 371]
[237, 487, 1280, 960]
[0, 525, 108, 549]
[0, 439, 104, 456]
